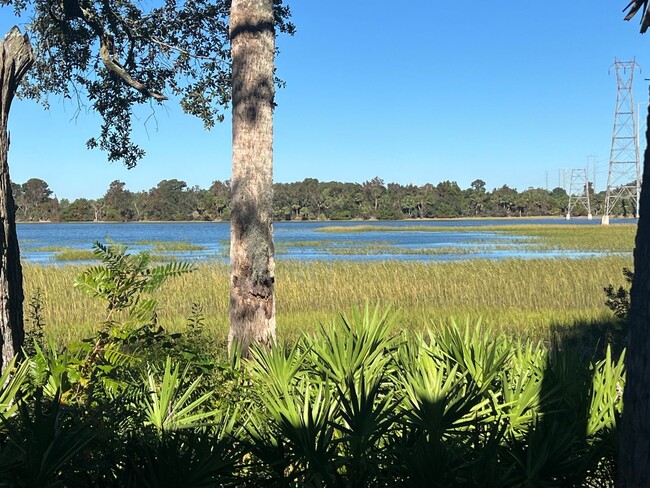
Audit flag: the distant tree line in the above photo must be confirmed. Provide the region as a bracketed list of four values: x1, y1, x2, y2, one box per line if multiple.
[10, 176, 636, 222]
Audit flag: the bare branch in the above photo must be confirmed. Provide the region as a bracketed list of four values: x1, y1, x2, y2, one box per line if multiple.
[77, 3, 168, 100]
[98, 41, 167, 100]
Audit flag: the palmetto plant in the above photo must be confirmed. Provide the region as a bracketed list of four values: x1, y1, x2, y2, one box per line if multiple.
[0, 358, 30, 418]
[307, 306, 400, 384]
[120, 429, 243, 488]
[119, 357, 242, 487]
[428, 319, 511, 396]
[0, 391, 95, 487]
[494, 343, 548, 437]
[142, 357, 215, 434]
[309, 307, 401, 487]
[0, 299, 626, 486]
[390, 332, 498, 487]
[245, 339, 339, 485]
[244, 306, 399, 486]
[243, 308, 625, 486]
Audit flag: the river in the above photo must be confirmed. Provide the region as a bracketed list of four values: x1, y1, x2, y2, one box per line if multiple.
[16, 218, 634, 264]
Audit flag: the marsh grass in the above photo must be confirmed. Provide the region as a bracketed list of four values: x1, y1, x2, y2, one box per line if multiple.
[275, 239, 522, 256]
[318, 223, 636, 252]
[135, 240, 208, 251]
[47, 248, 180, 263]
[276, 240, 338, 248]
[24, 256, 630, 347]
[28, 245, 100, 262]
[32, 245, 77, 252]
[52, 249, 98, 261]
[325, 245, 478, 255]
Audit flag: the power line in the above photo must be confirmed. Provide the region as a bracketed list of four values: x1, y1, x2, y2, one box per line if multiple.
[566, 168, 592, 220]
[602, 58, 642, 224]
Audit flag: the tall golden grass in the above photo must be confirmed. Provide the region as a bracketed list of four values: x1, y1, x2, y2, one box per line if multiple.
[23, 255, 631, 346]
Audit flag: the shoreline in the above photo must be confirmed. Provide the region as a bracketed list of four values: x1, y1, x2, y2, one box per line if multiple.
[15, 215, 635, 225]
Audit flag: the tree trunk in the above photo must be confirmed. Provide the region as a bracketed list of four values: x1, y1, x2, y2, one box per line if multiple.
[618, 100, 650, 487]
[228, 0, 276, 356]
[0, 28, 32, 372]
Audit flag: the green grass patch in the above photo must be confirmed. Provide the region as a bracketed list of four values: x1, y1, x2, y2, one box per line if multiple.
[135, 240, 208, 251]
[32, 245, 76, 252]
[52, 249, 98, 261]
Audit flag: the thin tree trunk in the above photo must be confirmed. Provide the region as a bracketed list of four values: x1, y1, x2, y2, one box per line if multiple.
[228, 0, 276, 356]
[618, 99, 650, 487]
[0, 28, 33, 372]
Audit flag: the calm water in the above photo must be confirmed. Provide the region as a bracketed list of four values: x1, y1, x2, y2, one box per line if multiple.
[16, 218, 634, 265]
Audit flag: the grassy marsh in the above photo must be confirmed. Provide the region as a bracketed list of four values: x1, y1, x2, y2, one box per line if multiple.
[318, 223, 636, 252]
[276, 242, 479, 256]
[135, 240, 208, 251]
[23, 255, 631, 347]
[52, 249, 98, 261]
[31, 245, 76, 252]
[28, 246, 98, 262]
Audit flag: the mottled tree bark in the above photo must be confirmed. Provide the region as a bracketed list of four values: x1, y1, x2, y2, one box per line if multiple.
[618, 101, 650, 487]
[0, 28, 32, 372]
[228, 0, 276, 356]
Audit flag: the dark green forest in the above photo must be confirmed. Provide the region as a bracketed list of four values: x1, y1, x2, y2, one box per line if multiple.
[12, 176, 631, 222]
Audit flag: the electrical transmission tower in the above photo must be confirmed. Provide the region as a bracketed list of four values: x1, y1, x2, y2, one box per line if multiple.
[602, 58, 642, 225]
[566, 169, 592, 220]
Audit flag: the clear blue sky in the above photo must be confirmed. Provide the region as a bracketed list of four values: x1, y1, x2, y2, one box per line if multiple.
[1, 1, 650, 200]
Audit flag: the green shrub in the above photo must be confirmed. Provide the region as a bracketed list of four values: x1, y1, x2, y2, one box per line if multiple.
[242, 307, 624, 487]
[604, 268, 633, 319]
[0, 267, 627, 487]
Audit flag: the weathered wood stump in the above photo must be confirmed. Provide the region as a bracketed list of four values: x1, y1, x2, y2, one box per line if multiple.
[0, 27, 33, 371]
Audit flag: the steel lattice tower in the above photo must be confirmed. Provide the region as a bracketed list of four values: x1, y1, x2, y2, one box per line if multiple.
[566, 169, 592, 220]
[602, 59, 642, 225]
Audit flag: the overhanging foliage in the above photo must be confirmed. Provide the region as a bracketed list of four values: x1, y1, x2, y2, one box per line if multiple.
[1, 0, 294, 167]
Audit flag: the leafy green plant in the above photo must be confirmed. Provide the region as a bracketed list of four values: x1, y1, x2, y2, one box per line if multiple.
[240, 308, 628, 486]
[74, 241, 194, 325]
[24, 288, 46, 357]
[392, 342, 492, 486]
[119, 429, 242, 488]
[308, 305, 400, 384]
[495, 342, 548, 437]
[245, 339, 333, 484]
[603, 267, 633, 319]
[3, 296, 631, 486]
[28, 341, 81, 401]
[244, 306, 404, 486]
[0, 391, 94, 487]
[0, 358, 30, 419]
[333, 369, 398, 486]
[582, 346, 625, 486]
[429, 319, 511, 396]
[69, 242, 196, 403]
[142, 357, 215, 434]
[246, 375, 340, 486]
[308, 306, 401, 486]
